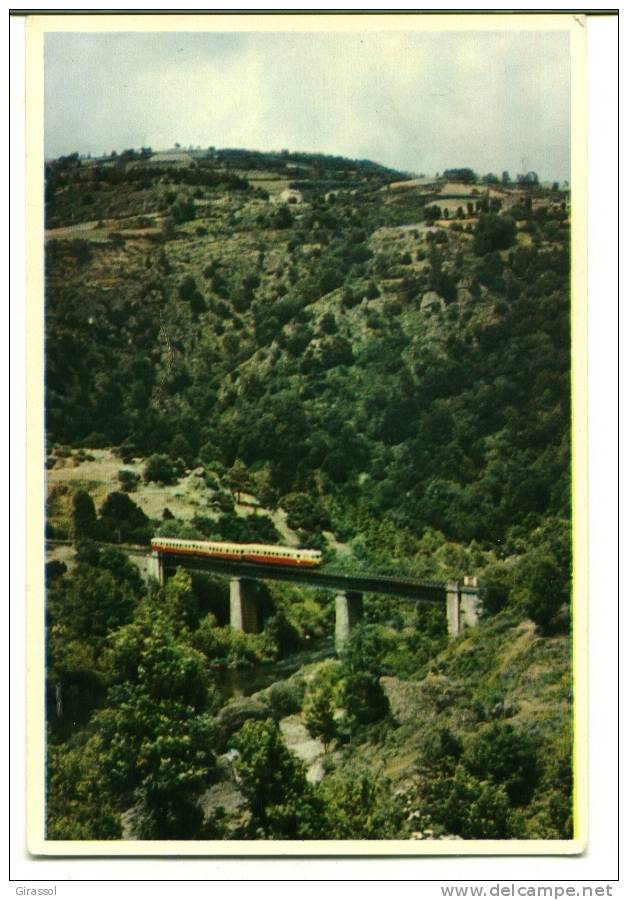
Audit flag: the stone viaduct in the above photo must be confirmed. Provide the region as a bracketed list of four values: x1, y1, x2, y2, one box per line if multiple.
[148, 549, 481, 651]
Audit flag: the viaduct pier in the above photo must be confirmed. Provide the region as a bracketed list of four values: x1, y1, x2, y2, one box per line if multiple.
[148, 549, 481, 649]
[45, 540, 481, 651]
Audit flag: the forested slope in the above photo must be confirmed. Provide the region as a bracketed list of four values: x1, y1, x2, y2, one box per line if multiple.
[46, 151, 571, 553]
[44, 149, 574, 842]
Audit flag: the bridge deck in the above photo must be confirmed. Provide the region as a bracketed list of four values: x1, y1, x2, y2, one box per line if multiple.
[46, 540, 479, 602]
[161, 555, 451, 602]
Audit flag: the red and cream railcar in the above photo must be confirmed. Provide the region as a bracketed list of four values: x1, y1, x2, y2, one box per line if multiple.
[151, 537, 323, 568]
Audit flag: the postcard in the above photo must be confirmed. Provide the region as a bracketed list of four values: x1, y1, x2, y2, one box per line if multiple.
[24, 11, 587, 857]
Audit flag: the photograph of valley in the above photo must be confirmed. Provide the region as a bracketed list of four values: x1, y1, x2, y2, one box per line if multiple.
[36, 15, 581, 849]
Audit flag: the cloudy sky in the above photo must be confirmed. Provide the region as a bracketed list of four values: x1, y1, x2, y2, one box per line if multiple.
[44, 28, 571, 182]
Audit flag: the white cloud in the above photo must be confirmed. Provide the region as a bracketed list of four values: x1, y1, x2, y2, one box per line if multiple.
[44, 29, 571, 181]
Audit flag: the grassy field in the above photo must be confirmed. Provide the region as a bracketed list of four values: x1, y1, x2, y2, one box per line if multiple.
[46, 447, 302, 545]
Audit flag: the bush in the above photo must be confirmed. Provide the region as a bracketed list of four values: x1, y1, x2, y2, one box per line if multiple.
[273, 206, 294, 229]
[341, 288, 360, 310]
[462, 721, 540, 806]
[215, 697, 274, 750]
[480, 564, 513, 617]
[473, 214, 517, 256]
[99, 491, 150, 544]
[144, 453, 178, 485]
[82, 433, 109, 449]
[304, 680, 337, 750]
[117, 469, 139, 493]
[319, 767, 408, 839]
[515, 550, 570, 634]
[319, 312, 337, 335]
[341, 623, 392, 677]
[178, 275, 198, 302]
[342, 672, 389, 726]
[72, 489, 97, 539]
[45, 560, 67, 583]
[418, 726, 463, 775]
[268, 679, 305, 717]
[264, 610, 301, 656]
[282, 492, 329, 532]
[420, 765, 520, 839]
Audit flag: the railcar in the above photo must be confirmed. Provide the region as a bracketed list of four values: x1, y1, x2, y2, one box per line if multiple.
[151, 537, 323, 568]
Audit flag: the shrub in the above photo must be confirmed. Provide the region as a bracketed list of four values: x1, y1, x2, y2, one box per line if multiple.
[268, 679, 305, 717]
[72, 489, 97, 539]
[264, 610, 301, 656]
[117, 469, 139, 492]
[462, 721, 540, 806]
[282, 492, 329, 532]
[473, 214, 517, 256]
[99, 491, 150, 544]
[82, 433, 109, 449]
[319, 767, 408, 839]
[480, 564, 513, 617]
[319, 312, 337, 335]
[420, 765, 519, 839]
[273, 206, 293, 229]
[418, 726, 463, 775]
[342, 672, 389, 726]
[144, 453, 178, 485]
[515, 550, 570, 633]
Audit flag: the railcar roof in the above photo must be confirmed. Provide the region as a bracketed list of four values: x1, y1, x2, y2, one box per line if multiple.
[151, 537, 322, 555]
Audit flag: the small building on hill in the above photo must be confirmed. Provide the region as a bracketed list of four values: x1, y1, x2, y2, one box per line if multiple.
[278, 188, 303, 204]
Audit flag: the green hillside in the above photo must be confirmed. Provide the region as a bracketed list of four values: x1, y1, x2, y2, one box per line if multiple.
[44, 149, 573, 842]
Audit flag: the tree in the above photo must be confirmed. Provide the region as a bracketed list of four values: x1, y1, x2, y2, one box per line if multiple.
[473, 214, 517, 256]
[319, 312, 337, 335]
[443, 168, 477, 184]
[170, 194, 195, 224]
[264, 609, 301, 656]
[99, 491, 150, 543]
[341, 623, 392, 677]
[319, 767, 409, 839]
[304, 681, 337, 751]
[517, 171, 539, 187]
[178, 275, 198, 302]
[72, 489, 97, 540]
[46, 559, 139, 738]
[231, 719, 325, 838]
[144, 453, 178, 485]
[46, 737, 122, 839]
[162, 567, 199, 629]
[462, 722, 540, 806]
[226, 458, 250, 503]
[515, 550, 570, 634]
[117, 469, 139, 492]
[48, 563, 135, 642]
[273, 205, 294, 229]
[93, 608, 220, 838]
[419, 765, 520, 839]
[282, 492, 329, 532]
[342, 672, 389, 727]
[418, 726, 464, 776]
[479, 563, 513, 617]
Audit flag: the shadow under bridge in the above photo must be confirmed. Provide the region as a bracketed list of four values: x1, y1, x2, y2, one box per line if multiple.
[152, 553, 480, 650]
